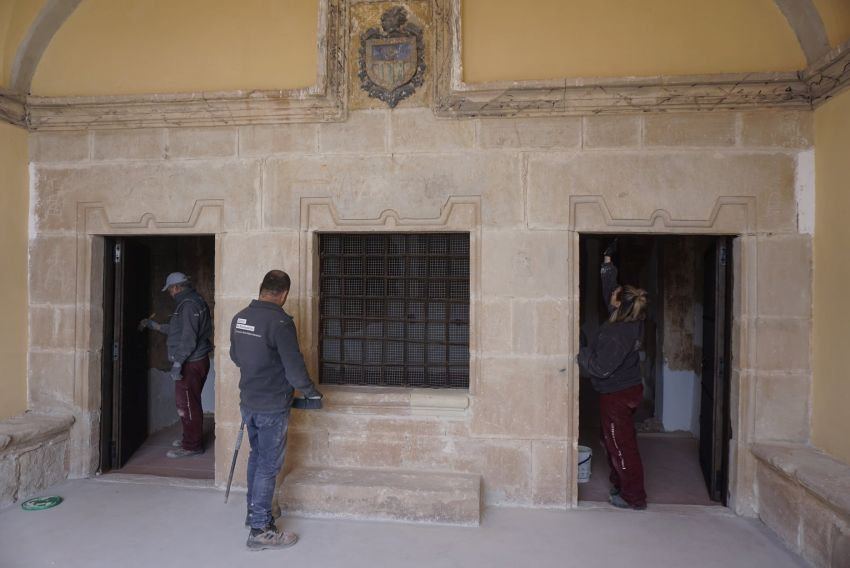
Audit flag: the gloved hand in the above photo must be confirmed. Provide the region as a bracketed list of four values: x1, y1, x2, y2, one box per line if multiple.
[602, 238, 618, 259]
[169, 363, 182, 381]
[138, 318, 160, 332]
[303, 387, 323, 400]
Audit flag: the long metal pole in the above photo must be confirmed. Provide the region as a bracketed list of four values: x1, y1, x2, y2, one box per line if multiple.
[224, 419, 245, 504]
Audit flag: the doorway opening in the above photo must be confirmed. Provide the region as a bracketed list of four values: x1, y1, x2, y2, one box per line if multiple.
[100, 235, 216, 480]
[577, 234, 733, 506]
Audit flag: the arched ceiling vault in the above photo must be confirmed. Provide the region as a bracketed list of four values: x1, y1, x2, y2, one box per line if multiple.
[1, 0, 848, 129]
[7, 0, 841, 96]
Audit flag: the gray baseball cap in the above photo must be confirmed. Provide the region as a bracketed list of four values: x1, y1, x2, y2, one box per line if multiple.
[161, 272, 189, 291]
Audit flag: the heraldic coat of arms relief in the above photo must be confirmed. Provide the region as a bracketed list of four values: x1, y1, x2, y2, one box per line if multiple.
[358, 6, 426, 108]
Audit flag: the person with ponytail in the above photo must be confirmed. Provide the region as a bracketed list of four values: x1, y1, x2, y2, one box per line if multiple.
[577, 239, 649, 510]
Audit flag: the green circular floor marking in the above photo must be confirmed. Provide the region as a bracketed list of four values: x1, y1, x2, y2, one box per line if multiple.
[21, 496, 63, 511]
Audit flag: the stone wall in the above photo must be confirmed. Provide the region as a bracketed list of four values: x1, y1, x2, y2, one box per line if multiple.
[27, 108, 814, 510]
[0, 414, 74, 508]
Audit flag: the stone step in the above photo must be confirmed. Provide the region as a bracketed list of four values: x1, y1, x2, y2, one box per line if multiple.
[280, 467, 481, 526]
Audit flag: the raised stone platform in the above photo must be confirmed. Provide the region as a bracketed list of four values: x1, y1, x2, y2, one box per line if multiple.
[280, 467, 481, 526]
[752, 443, 850, 568]
[0, 412, 75, 508]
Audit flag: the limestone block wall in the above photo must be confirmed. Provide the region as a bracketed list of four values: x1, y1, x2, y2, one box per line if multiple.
[0, 414, 74, 508]
[27, 108, 814, 511]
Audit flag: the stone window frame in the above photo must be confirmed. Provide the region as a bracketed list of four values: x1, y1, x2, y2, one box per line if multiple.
[296, 196, 482, 414]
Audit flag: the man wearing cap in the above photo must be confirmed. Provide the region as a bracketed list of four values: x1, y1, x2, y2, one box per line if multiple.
[140, 272, 213, 458]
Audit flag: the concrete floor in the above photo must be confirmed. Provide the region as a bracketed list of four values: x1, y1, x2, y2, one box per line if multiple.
[0, 478, 806, 568]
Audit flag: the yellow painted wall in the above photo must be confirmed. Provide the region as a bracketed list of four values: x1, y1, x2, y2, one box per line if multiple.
[813, 0, 850, 47]
[0, 0, 46, 88]
[813, 88, 850, 465]
[32, 0, 318, 96]
[462, 0, 806, 83]
[0, 120, 28, 420]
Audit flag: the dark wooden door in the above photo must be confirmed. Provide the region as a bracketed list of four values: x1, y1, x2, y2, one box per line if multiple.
[699, 237, 732, 503]
[111, 238, 150, 468]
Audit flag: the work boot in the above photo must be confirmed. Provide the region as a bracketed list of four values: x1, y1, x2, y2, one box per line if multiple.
[609, 493, 646, 511]
[246, 524, 298, 551]
[166, 448, 203, 458]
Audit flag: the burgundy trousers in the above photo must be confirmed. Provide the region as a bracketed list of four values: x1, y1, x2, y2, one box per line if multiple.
[599, 384, 647, 507]
[174, 357, 210, 452]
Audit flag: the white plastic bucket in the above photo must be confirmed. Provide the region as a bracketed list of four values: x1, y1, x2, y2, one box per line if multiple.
[577, 445, 592, 483]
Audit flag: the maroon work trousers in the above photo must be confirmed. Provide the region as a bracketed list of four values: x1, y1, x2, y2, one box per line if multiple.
[599, 384, 647, 507]
[174, 357, 210, 452]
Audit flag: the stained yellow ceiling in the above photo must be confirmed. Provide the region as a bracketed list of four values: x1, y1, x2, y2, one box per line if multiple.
[813, 0, 850, 47]
[0, 0, 46, 89]
[462, 0, 807, 83]
[31, 0, 318, 96]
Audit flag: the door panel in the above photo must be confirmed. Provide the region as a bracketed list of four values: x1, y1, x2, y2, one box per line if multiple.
[112, 238, 150, 468]
[699, 237, 732, 503]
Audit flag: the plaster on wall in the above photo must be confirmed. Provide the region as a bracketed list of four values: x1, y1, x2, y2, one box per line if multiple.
[795, 149, 816, 235]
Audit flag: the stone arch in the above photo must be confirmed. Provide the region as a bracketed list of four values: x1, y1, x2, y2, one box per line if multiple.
[9, 0, 83, 94]
[774, 0, 832, 64]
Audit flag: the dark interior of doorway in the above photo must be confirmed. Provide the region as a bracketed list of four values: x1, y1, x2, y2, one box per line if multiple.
[100, 235, 216, 480]
[577, 234, 732, 506]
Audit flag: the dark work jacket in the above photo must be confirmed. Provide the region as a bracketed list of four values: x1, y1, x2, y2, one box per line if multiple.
[159, 286, 212, 364]
[577, 262, 643, 394]
[229, 300, 320, 412]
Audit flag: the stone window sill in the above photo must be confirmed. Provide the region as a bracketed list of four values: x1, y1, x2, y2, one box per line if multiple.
[318, 385, 469, 417]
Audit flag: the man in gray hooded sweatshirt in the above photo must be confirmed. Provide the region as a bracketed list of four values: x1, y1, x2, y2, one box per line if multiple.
[140, 272, 213, 458]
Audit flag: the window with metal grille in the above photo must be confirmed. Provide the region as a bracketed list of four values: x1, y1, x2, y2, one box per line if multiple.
[319, 233, 470, 389]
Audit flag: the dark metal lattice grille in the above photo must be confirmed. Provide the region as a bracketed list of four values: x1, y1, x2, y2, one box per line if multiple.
[319, 233, 470, 389]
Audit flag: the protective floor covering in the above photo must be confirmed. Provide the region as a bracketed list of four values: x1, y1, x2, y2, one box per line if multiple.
[0, 478, 805, 568]
[114, 415, 215, 479]
[578, 433, 717, 506]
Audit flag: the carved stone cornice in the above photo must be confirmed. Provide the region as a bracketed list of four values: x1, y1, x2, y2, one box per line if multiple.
[0, 89, 27, 128]
[26, 0, 348, 130]
[434, 73, 812, 118]
[805, 41, 850, 106]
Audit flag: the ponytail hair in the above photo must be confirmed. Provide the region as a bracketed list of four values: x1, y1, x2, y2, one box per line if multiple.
[610, 285, 648, 323]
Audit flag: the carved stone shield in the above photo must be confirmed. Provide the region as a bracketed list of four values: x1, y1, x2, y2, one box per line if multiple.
[358, 7, 425, 108]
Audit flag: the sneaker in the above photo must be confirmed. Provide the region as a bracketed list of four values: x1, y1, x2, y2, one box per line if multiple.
[246, 525, 298, 551]
[609, 486, 621, 497]
[172, 439, 182, 448]
[609, 493, 647, 511]
[166, 448, 203, 458]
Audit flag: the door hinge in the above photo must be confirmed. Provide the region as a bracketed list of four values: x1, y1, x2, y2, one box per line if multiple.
[114, 243, 122, 264]
[719, 244, 727, 266]
[112, 342, 119, 361]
